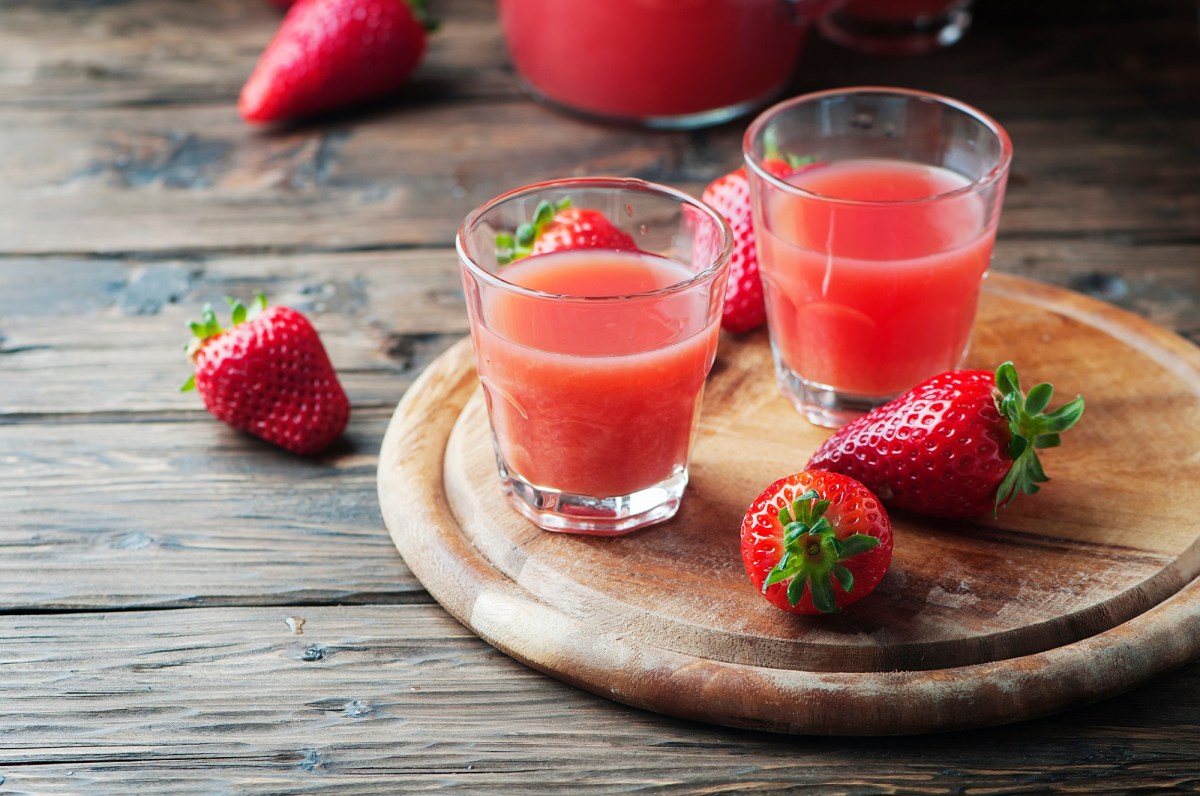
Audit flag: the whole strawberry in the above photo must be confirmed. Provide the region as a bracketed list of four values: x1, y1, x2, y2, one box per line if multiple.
[239, 0, 433, 124]
[495, 198, 637, 264]
[183, 294, 350, 455]
[807, 362, 1085, 519]
[703, 156, 815, 334]
[741, 470, 892, 614]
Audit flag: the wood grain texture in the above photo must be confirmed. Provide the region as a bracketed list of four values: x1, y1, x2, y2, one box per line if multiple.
[380, 275, 1200, 734]
[0, 104, 1193, 255]
[0, 251, 465, 415]
[0, 408, 427, 609]
[0, 0, 512, 110]
[0, 605, 1196, 794]
[0, 1, 1195, 255]
[0, 254, 463, 608]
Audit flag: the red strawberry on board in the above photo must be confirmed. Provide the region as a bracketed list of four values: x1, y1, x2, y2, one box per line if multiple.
[741, 470, 893, 615]
[807, 362, 1085, 519]
[495, 198, 637, 264]
[239, 0, 433, 124]
[183, 294, 350, 455]
[702, 155, 816, 334]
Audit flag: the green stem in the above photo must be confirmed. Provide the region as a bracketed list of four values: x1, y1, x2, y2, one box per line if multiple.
[992, 361, 1086, 515]
[763, 489, 879, 614]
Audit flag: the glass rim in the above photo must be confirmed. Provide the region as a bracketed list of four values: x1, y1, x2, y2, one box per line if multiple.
[742, 86, 1014, 206]
[456, 177, 734, 304]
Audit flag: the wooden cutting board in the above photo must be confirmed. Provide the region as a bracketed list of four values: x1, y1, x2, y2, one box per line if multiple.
[377, 273, 1200, 735]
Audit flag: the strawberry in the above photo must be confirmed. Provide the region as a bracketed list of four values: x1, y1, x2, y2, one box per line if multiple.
[806, 362, 1085, 519]
[702, 155, 816, 334]
[239, 0, 433, 124]
[182, 294, 350, 455]
[494, 198, 637, 264]
[741, 470, 893, 614]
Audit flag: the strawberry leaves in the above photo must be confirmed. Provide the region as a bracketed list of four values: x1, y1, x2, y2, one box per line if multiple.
[182, 293, 270, 390]
[993, 361, 1086, 515]
[493, 198, 636, 265]
[495, 198, 571, 264]
[185, 293, 267, 346]
[762, 488, 881, 614]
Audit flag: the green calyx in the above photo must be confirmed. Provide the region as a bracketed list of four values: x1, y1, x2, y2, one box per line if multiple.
[181, 292, 268, 391]
[992, 361, 1086, 515]
[406, 0, 439, 33]
[494, 197, 570, 265]
[761, 126, 816, 171]
[762, 489, 880, 614]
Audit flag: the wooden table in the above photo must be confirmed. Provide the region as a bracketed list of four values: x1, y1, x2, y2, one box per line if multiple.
[2, 0, 1198, 790]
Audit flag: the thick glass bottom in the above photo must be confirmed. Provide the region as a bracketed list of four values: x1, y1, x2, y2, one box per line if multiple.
[772, 354, 895, 429]
[496, 455, 688, 535]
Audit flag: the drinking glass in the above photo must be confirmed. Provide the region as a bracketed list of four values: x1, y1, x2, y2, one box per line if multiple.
[819, 0, 975, 55]
[743, 87, 1012, 427]
[457, 178, 733, 534]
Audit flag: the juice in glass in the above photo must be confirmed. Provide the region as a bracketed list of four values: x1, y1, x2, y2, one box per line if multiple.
[457, 178, 732, 534]
[497, 0, 826, 128]
[473, 251, 719, 498]
[757, 158, 995, 399]
[744, 88, 1012, 427]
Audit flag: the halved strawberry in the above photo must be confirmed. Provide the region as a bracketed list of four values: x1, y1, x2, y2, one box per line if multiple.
[741, 470, 893, 614]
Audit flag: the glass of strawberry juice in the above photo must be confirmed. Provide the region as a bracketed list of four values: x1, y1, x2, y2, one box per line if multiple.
[457, 178, 734, 534]
[743, 87, 1012, 427]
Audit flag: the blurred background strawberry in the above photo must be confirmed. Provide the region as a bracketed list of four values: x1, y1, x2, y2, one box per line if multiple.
[240, 0, 435, 123]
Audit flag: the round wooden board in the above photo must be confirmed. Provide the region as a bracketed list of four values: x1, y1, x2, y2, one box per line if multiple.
[378, 273, 1200, 735]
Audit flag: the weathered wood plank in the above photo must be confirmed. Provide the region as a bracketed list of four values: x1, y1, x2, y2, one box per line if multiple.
[0, 2, 1193, 256]
[0, 254, 454, 608]
[0, 103, 1191, 254]
[0, 251, 466, 415]
[0, 102, 684, 255]
[0, 606, 1195, 793]
[996, 240, 1200, 342]
[0, 0, 513, 108]
[0, 410, 423, 609]
[2, 238, 1196, 418]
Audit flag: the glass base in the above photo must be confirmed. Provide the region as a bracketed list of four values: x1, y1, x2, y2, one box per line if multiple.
[818, 7, 972, 56]
[512, 74, 789, 131]
[496, 456, 688, 535]
[774, 359, 894, 429]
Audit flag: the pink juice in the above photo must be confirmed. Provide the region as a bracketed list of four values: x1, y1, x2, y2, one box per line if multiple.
[472, 250, 720, 497]
[497, 0, 811, 121]
[757, 158, 998, 398]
